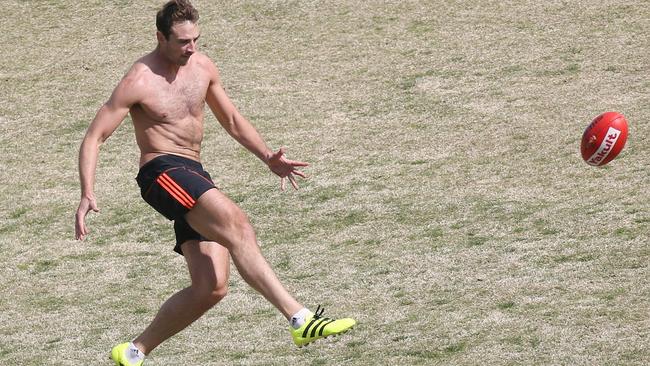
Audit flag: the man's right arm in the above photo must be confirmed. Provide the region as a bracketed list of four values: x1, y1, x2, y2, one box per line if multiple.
[75, 73, 140, 240]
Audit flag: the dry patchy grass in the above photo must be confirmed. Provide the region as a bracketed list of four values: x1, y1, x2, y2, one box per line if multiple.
[1, 0, 648, 365]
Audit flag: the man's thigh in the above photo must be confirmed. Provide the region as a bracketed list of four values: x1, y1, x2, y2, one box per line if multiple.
[184, 188, 253, 248]
[181, 240, 231, 289]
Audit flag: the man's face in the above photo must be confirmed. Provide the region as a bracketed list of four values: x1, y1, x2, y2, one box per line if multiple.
[159, 21, 200, 66]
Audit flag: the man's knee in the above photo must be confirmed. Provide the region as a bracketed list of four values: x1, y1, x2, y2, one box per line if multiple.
[194, 281, 228, 308]
[219, 206, 256, 244]
[226, 204, 252, 230]
[207, 283, 228, 306]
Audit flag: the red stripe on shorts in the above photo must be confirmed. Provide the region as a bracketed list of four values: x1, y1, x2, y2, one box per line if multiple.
[156, 172, 196, 209]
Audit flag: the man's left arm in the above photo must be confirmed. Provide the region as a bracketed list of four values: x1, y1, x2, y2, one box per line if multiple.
[204, 58, 308, 190]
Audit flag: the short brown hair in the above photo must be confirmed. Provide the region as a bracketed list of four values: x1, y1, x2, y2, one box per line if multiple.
[156, 0, 199, 39]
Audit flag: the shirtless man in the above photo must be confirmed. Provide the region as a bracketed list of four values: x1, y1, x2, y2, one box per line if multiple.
[74, 1, 355, 365]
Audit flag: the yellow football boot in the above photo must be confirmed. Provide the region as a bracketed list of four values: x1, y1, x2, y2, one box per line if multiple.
[291, 306, 356, 347]
[110, 342, 144, 366]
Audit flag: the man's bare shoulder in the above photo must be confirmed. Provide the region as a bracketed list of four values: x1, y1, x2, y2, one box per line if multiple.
[193, 52, 220, 79]
[192, 51, 215, 66]
[110, 54, 159, 104]
[122, 55, 156, 86]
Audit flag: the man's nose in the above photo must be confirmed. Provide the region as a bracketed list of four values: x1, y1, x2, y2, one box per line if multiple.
[188, 40, 197, 52]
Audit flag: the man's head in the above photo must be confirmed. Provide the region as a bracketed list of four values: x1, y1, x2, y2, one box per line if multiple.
[156, 0, 200, 65]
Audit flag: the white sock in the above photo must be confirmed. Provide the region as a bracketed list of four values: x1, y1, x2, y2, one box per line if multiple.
[126, 342, 145, 363]
[289, 308, 311, 329]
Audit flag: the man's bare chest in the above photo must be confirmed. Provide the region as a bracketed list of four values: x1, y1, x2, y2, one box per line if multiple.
[137, 74, 209, 122]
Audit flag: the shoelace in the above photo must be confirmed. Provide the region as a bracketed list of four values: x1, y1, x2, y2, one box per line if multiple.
[302, 305, 335, 338]
[314, 305, 325, 319]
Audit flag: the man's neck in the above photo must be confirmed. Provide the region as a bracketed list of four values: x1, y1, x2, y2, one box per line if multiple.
[152, 47, 182, 78]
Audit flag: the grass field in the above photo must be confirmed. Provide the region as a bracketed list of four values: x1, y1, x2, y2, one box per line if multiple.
[1, 0, 648, 365]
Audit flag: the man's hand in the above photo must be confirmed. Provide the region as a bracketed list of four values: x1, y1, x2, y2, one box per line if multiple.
[75, 196, 99, 240]
[266, 147, 309, 190]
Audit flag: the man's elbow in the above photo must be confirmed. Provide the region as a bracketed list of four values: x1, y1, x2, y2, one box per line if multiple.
[81, 129, 110, 152]
[219, 114, 241, 136]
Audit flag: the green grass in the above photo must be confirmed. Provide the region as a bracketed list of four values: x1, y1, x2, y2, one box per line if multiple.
[1, 0, 649, 365]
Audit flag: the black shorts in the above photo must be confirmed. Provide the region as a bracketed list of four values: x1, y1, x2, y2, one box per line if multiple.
[135, 154, 216, 255]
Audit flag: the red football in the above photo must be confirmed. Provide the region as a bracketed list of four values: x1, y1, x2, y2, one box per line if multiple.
[581, 111, 628, 166]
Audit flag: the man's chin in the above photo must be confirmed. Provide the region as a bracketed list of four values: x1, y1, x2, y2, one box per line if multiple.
[177, 55, 192, 65]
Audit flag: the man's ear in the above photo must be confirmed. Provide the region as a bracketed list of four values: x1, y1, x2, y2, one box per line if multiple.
[156, 31, 166, 45]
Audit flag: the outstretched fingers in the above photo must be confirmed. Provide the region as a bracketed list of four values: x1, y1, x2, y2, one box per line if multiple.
[285, 174, 300, 191]
[280, 173, 301, 191]
[269, 147, 309, 190]
[288, 174, 299, 190]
